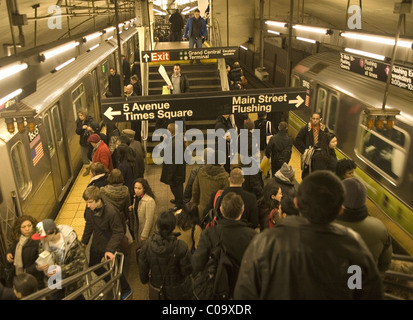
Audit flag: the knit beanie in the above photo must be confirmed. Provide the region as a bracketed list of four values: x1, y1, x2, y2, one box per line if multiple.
[278, 162, 295, 179]
[342, 177, 367, 209]
[88, 133, 101, 143]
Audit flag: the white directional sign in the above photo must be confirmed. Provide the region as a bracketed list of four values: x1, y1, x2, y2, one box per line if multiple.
[101, 88, 307, 122]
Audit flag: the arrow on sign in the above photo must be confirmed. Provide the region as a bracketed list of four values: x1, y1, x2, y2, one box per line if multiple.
[288, 95, 304, 108]
[104, 107, 122, 120]
[143, 54, 150, 62]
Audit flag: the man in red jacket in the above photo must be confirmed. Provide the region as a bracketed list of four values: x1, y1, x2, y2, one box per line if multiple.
[88, 133, 113, 172]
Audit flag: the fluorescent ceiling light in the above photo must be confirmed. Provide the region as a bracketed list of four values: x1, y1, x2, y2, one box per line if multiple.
[88, 44, 100, 52]
[105, 27, 115, 33]
[265, 21, 287, 28]
[118, 23, 124, 28]
[54, 58, 75, 71]
[296, 37, 317, 44]
[153, 8, 167, 15]
[341, 32, 413, 48]
[0, 88, 22, 105]
[106, 36, 114, 41]
[293, 25, 331, 34]
[268, 30, 280, 35]
[83, 32, 102, 42]
[182, 6, 198, 15]
[40, 41, 79, 61]
[240, 45, 248, 50]
[344, 48, 386, 61]
[0, 63, 28, 81]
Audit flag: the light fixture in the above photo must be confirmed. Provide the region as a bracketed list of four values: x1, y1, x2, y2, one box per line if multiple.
[0, 63, 28, 81]
[106, 36, 114, 41]
[344, 48, 386, 61]
[5, 118, 15, 134]
[0, 88, 23, 105]
[182, 6, 198, 15]
[104, 27, 116, 33]
[39, 41, 79, 61]
[293, 25, 333, 35]
[341, 32, 413, 48]
[16, 117, 25, 133]
[240, 45, 248, 51]
[87, 44, 100, 52]
[296, 37, 317, 44]
[54, 58, 75, 72]
[265, 21, 287, 28]
[118, 23, 124, 28]
[152, 8, 167, 15]
[268, 30, 280, 36]
[83, 32, 102, 42]
[26, 117, 36, 132]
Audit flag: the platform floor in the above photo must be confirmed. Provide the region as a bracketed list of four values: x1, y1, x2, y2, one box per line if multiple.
[54, 144, 413, 299]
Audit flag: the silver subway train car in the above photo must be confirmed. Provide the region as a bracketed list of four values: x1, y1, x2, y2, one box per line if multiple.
[0, 27, 139, 256]
[289, 51, 413, 240]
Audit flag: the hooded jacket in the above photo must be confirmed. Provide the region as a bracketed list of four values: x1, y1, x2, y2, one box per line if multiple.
[190, 164, 229, 218]
[234, 215, 384, 300]
[139, 233, 193, 299]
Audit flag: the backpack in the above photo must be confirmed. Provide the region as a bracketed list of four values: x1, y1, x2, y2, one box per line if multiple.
[201, 190, 224, 229]
[193, 227, 239, 300]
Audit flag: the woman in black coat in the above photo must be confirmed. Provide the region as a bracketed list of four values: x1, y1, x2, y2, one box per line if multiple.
[311, 132, 338, 174]
[75, 108, 94, 166]
[5, 215, 44, 289]
[139, 210, 193, 300]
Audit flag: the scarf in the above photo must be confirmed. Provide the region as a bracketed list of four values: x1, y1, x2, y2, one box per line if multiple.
[14, 235, 29, 275]
[336, 206, 369, 222]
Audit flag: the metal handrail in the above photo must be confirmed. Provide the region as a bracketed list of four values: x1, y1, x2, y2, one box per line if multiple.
[22, 251, 124, 300]
[384, 253, 413, 300]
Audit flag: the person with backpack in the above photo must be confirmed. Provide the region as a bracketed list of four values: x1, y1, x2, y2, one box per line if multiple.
[192, 192, 257, 300]
[265, 121, 293, 177]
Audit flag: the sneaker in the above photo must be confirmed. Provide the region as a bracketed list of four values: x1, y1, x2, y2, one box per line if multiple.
[121, 289, 132, 300]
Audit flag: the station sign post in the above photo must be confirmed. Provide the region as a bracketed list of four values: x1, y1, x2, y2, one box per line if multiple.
[101, 88, 307, 122]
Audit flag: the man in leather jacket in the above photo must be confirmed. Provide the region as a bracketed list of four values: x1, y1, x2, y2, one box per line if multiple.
[234, 170, 384, 300]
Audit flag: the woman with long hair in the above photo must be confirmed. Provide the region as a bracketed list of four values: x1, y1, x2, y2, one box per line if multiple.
[129, 178, 156, 244]
[257, 179, 282, 231]
[174, 202, 202, 253]
[311, 132, 338, 173]
[5, 215, 44, 289]
[139, 210, 193, 300]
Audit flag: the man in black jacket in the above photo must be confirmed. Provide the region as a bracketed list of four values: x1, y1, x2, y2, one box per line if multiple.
[108, 67, 122, 97]
[81, 186, 132, 299]
[193, 192, 257, 299]
[295, 112, 328, 154]
[169, 9, 184, 42]
[168, 63, 190, 94]
[234, 170, 384, 300]
[265, 121, 293, 176]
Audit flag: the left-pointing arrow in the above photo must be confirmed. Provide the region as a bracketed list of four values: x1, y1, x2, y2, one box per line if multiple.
[288, 95, 304, 108]
[104, 107, 122, 120]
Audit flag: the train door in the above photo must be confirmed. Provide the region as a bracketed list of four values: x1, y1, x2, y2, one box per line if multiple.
[91, 68, 101, 120]
[43, 104, 71, 201]
[314, 86, 339, 133]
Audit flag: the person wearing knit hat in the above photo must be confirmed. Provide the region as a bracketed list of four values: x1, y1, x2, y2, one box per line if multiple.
[273, 162, 299, 207]
[88, 133, 113, 172]
[87, 133, 101, 144]
[335, 177, 393, 272]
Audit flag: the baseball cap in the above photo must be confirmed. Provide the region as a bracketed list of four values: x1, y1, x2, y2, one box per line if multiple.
[32, 219, 57, 240]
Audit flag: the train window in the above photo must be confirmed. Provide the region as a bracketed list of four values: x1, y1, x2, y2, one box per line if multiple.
[102, 60, 109, 89]
[51, 106, 63, 143]
[326, 94, 338, 132]
[357, 116, 407, 181]
[315, 88, 327, 116]
[10, 141, 31, 197]
[71, 84, 87, 119]
[43, 114, 55, 156]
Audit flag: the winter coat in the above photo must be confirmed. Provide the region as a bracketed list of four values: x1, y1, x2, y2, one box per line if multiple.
[234, 215, 384, 300]
[108, 73, 122, 97]
[139, 233, 193, 300]
[6, 238, 44, 288]
[335, 206, 393, 273]
[273, 173, 299, 204]
[75, 115, 94, 147]
[192, 218, 257, 298]
[82, 200, 125, 254]
[295, 122, 329, 154]
[160, 135, 186, 186]
[100, 183, 131, 229]
[92, 141, 113, 172]
[311, 147, 338, 173]
[169, 72, 190, 93]
[87, 173, 109, 189]
[190, 164, 229, 219]
[265, 131, 293, 172]
[130, 194, 157, 242]
[184, 16, 207, 39]
[39, 225, 87, 295]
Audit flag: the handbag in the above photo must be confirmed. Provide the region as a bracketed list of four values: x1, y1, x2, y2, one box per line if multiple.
[260, 156, 271, 176]
[265, 121, 273, 144]
[240, 75, 248, 87]
[148, 240, 178, 300]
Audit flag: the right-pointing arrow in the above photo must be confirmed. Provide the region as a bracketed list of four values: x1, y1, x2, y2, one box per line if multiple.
[104, 107, 121, 120]
[289, 95, 304, 108]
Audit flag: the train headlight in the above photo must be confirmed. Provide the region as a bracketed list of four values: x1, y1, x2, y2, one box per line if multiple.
[16, 117, 25, 133]
[26, 118, 36, 132]
[5, 118, 15, 134]
[366, 116, 375, 129]
[386, 116, 395, 130]
[375, 116, 386, 130]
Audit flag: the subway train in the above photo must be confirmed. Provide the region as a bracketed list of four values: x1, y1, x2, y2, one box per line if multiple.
[288, 51, 413, 239]
[0, 26, 139, 252]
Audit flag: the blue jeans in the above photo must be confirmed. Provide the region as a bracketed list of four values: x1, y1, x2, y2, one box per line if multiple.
[189, 37, 203, 63]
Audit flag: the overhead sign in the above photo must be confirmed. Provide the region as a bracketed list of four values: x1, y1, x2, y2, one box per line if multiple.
[141, 47, 239, 63]
[340, 52, 413, 92]
[101, 88, 307, 122]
